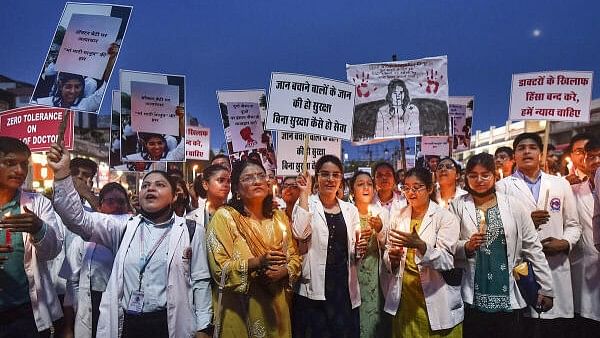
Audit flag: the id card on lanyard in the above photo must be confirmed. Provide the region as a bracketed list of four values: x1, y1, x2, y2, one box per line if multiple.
[127, 224, 172, 315]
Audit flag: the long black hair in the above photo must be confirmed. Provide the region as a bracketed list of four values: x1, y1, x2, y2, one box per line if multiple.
[227, 159, 273, 218]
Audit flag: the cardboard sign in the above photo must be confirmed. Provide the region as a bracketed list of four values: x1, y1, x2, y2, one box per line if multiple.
[509, 71, 593, 122]
[276, 132, 341, 176]
[421, 136, 450, 157]
[0, 106, 74, 152]
[130, 81, 180, 136]
[227, 102, 263, 152]
[266, 72, 355, 140]
[185, 126, 210, 160]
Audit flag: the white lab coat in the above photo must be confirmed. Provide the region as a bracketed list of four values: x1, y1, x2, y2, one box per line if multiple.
[496, 173, 581, 319]
[291, 195, 361, 308]
[434, 186, 468, 209]
[53, 178, 211, 338]
[450, 192, 554, 309]
[570, 182, 600, 321]
[64, 236, 114, 338]
[382, 201, 463, 331]
[16, 191, 64, 331]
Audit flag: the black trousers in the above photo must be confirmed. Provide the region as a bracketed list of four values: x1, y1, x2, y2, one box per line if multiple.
[569, 314, 600, 338]
[521, 316, 573, 338]
[122, 310, 168, 338]
[90, 290, 103, 338]
[463, 306, 521, 338]
[0, 303, 52, 338]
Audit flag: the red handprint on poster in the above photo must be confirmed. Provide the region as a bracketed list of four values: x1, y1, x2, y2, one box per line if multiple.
[352, 72, 378, 98]
[420, 69, 443, 94]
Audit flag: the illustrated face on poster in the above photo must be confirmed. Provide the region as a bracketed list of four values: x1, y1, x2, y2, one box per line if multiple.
[448, 96, 474, 152]
[130, 81, 180, 136]
[120, 70, 186, 163]
[346, 56, 449, 144]
[31, 3, 132, 114]
[227, 102, 263, 152]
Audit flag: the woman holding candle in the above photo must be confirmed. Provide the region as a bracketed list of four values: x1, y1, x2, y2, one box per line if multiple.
[433, 157, 467, 209]
[350, 170, 390, 338]
[205, 159, 301, 338]
[292, 155, 365, 338]
[451, 153, 553, 337]
[47, 143, 213, 338]
[384, 166, 463, 338]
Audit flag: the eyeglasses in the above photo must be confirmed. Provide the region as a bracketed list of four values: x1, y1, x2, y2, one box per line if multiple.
[436, 163, 455, 171]
[400, 184, 427, 193]
[466, 173, 494, 181]
[318, 171, 343, 180]
[239, 172, 267, 184]
[282, 183, 299, 189]
[572, 149, 585, 156]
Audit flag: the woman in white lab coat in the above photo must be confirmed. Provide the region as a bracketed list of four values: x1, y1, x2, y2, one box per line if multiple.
[383, 166, 462, 337]
[451, 153, 553, 338]
[48, 144, 212, 338]
[292, 155, 363, 338]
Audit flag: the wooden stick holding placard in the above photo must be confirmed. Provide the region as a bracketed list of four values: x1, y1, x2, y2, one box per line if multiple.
[541, 120, 551, 172]
[56, 109, 71, 146]
[303, 134, 310, 174]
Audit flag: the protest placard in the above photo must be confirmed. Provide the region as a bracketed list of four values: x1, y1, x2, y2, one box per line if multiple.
[449, 96, 474, 152]
[31, 3, 132, 114]
[421, 136, 450, 157]
[227, 102, 263, 152]
[0, 106, 74, 152]
[347, 56, 449, 144]
[217, 90, 276, 170]
[276, 132, 341, 176]
[509, 71, 593, 122]
[55, 13, 122, 79]
[120, 70, 186, 162]
[265, 73, 355, 140]
[186, 126, 210, 160]
[130, 81, 180, 136]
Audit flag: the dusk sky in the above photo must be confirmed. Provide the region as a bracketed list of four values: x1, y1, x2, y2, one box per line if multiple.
[2, 0, 599, 158]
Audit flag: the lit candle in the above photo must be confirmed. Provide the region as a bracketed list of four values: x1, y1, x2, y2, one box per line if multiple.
[498, 168, 504, 179]
[478, 209, 487, 234]
[543, 189, 550, 211]
[272, 184, 277, 197]
[3, 212, 11, 246]
[565, 156, 574, 174]
[276, 217, 288, 260]
[192, 164, 199, 180]
[367, 204, 372, 218]
[440, 199, 447, 209]
[355, 225, 362, 259]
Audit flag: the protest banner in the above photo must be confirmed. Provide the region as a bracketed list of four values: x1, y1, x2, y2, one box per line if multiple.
[217, 90, 276, 171]
[55, 13, 122, 79]
[31, 2, 132, 114]
[120, 70, 186, 162]
[130, 81, 180, 136]
[448, 96, 474, 152]
[421, 136, 450, 157]
[276, 132, 341, 176]
[346, 56, 449, 144]
[265, 72, 355, 141]
[227, 102, 263, 152]
[0, 106, 74, 152]
[509, 71, 593, 123]
[186, 126, 210, 160]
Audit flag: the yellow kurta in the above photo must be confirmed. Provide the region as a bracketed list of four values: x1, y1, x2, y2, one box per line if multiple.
[206, 208, 301, 338]
[393, 219, 462, 338]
